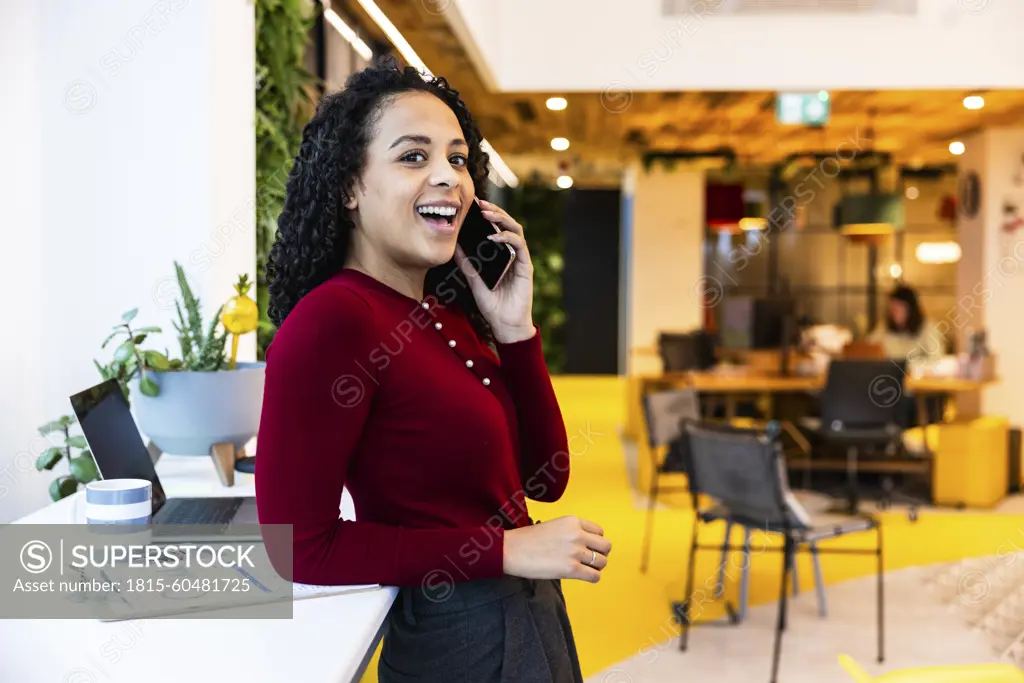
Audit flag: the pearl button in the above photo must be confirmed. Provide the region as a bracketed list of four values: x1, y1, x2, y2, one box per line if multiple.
[482, 378, 491, 386]
[465, 360, 474, 368]
[434, 322, 442, 330]
[421, 302, 429, 310]
[448, 340, 456, 348]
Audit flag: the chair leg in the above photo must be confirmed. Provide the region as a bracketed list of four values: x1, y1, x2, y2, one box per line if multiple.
[770, 536, 794, 683]
[846, 444, 860, 514]
[715, 521, 733, 598]
[791, 548, 800, 597]
[810, 541, 828, 618]
[640, 471, 660, 574]
[678, 512, 700, 652]
[877, 523, 885, 664]
[738, 527, 752, 622]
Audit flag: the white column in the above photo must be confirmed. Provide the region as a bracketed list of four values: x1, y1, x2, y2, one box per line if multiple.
[956, 128, 1024, 426]
[623, 163, 705, 375]
[0, 0, 256, 522]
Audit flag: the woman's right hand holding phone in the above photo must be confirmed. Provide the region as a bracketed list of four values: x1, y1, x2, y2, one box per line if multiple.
[502, 516, 612, 583]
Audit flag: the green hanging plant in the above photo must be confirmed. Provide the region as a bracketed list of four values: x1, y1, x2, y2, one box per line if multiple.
[506, 182, 566, 373]
[254, 0, 318, 358]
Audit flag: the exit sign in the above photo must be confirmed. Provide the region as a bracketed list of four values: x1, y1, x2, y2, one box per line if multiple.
[776, 92, 830, 126]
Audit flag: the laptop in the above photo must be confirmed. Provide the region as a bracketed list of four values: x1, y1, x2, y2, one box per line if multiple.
[69, 378, 260, 540]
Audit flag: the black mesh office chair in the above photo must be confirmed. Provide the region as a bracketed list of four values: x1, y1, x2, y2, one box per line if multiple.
[800, 359, 918, 517]
[798, 360, 921, 516]
[674, 420, 884, 683]
[642, 388, 826, 622]
[657, 331, 715, 372]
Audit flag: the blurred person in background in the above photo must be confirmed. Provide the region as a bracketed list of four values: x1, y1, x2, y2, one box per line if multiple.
[868, 284, 946, 368]
[869, 283, 948, 427]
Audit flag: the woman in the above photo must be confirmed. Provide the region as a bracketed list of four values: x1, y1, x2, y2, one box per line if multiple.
[255, 57, 609, 683]
[867, 284, 946, 368]
[868, 284, 947, 426]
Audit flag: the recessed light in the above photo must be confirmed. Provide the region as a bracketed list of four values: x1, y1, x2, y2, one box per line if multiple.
[905, 186, 919, 200]
[963, 95, 985, 110]
[551, 137, 570, 151]
[556, 175, 573, 189]
[949, 141, 966, 155]
[546, 97, 567, 111]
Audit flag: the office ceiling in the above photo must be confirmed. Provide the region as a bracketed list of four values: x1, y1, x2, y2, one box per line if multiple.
[346, 0, 1024, 187]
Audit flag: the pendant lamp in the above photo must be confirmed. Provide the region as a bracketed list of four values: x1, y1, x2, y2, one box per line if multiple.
[836, 193, 903, 245]
[706, 184, 745, 233]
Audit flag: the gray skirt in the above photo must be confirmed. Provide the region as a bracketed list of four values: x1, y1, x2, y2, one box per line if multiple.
[378, 575, 584, 683]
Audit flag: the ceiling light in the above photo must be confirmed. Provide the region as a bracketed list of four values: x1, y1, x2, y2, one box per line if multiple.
[556, 175, 573, 189]
[546, 97, 567, 111]
[963, 95, 985, 110]
[354, 0, 430, 76]
[905, 186, 919, 200]
[353, 0, 518, 188]
[889, 263, 903, 279]
[551, 137, 570, 151]
[949, 141, 966, 155]
[916, 241, 962, 264]
[479, 139, 518, 188]
[322, 8, 374, 61]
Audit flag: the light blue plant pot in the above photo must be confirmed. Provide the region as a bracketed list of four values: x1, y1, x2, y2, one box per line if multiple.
[129, 361, 266, 456]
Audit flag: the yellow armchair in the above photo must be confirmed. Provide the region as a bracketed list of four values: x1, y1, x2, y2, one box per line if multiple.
[839, 654, 1024, 682]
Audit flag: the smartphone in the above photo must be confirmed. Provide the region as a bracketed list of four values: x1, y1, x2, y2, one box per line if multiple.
[457, 199, 516, 290]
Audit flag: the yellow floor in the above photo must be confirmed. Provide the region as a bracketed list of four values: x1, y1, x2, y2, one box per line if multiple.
[359, 376, 1024, 681]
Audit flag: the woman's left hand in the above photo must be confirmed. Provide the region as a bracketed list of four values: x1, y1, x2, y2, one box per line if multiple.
[454, 199, 536, 344]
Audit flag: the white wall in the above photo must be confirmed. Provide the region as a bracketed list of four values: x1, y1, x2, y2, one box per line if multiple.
[956, 129, 1024, 428]
[624, 164, 705, 375]
[0, 1, 47, 520]
[451, 0, 1024, 91]
[0, 0, 256, 522]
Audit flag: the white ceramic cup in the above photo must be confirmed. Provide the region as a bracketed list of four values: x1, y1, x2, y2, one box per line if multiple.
[82, 479, 153, 525]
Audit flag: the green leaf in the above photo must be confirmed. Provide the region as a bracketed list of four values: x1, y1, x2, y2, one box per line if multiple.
[122, 308, 138, 322]
[133, 334, 148, 344]
[36, 447, 63, 471]
[38, 420, 65, 436]
[135, 326, 162, 334]
[143, 350, 170, 370]
[168, 359, 183, 370]
[61, 415, 76, 426]
[65, 435, 88, 449]
[70, 453, 99, 484]
[113, 339, 135, 363]
[49, 476, 79, 502]
[102, 330, 125, 348]
[139, 374, 160, 397]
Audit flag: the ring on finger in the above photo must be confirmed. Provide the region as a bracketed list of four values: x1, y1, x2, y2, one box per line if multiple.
[586, 549, 597, 567]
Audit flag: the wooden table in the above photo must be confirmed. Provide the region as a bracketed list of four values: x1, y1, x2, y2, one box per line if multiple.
[626, 369, 998, 496]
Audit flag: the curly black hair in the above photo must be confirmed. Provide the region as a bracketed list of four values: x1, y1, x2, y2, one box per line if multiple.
[265, 56, 492, 341]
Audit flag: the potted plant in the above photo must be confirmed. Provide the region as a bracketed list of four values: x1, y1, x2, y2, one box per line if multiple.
[98, 262, 265, 457]
[33, 415, 100, 501]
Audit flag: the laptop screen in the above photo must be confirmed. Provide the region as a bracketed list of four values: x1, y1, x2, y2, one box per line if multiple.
[69, 379, 167, 512]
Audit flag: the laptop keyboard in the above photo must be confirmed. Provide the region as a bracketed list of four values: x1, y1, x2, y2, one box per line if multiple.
[158, 498, 243, 525]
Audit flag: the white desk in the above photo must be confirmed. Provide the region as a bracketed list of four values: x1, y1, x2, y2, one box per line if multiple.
[1, 454, 398, 683]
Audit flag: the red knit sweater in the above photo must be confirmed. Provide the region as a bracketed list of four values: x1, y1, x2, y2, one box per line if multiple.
[254, 268, 570, 587]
